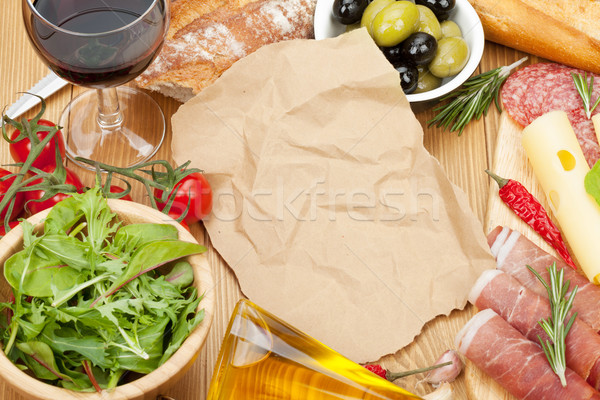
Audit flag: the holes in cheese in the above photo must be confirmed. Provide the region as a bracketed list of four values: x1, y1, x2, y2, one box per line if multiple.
[557, 150, 576, 171]
[522, 110, 600, 283]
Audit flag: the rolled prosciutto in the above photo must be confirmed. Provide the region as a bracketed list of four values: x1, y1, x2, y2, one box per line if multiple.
[488, 226, 600, 332]
[469, 269, 600, 389]
[455, 309, 600, 400]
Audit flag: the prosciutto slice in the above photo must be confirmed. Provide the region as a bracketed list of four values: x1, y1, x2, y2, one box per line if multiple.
[488, 226, 600, 332]
[456, 309, 600, 400]
[469, 269, 600, 389]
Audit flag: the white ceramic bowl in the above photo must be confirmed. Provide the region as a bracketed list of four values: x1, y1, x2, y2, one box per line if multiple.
[314, 0, 485, 106]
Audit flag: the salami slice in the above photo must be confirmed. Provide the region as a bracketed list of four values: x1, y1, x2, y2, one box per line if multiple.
[488, 226, 600, 333]
[501, 63, 600, 166]
[469, 269, 600, 389]
[456, 309, 600, 400]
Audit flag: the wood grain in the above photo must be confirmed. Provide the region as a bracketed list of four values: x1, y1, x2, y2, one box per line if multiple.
[0, 0, 536, 399]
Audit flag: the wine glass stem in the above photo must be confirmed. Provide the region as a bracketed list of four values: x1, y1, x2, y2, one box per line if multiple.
[96, 88, 123, 129]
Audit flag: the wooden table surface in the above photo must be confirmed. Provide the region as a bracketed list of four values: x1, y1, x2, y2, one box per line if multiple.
[0, 1, 542, 399]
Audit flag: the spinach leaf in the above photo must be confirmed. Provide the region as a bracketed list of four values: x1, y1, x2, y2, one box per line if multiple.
[4, 250, 82, 297]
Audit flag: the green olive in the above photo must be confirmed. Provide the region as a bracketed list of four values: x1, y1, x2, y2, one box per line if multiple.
[416, 5, 442, 40]
[360, 0, 395, 36]
[372, 1, 420, 47]
[414, 66, 442, 93]
[429, 36, 469, 78]
[440, 20, 462, 37]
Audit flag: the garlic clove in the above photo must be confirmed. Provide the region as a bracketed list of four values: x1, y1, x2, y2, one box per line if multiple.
[425, 350, 463, 387]
[422, 382, 453, 400]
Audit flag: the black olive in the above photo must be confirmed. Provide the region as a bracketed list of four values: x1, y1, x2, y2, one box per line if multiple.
[415, 0, 455, 21]
[332, 0, 369, 25]
[400, 32, 438, 65]
[396, 62, 419, 94]
[381, 43, 404, 67]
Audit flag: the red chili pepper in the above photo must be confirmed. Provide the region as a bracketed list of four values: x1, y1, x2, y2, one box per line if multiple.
[486, 170, 577, 269]
[364, 364, 387, 379]
[363, 361, 454, 381]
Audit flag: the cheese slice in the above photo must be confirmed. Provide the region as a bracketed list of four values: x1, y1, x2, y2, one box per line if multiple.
[522, 110, 600, 283]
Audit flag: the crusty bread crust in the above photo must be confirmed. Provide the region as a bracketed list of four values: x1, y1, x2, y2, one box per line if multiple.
[168, 0, 256, 40]
[469, 0, 600, 74]
[136, 0, 316, 102]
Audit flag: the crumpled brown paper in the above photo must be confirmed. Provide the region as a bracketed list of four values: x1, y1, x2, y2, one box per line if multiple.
[170, 28, 496, 363]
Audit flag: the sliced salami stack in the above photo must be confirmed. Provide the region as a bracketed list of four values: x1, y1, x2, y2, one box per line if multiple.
[501, 63, 600, 167]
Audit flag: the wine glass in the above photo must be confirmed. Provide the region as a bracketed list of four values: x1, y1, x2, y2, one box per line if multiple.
[22, 0, 170, 169]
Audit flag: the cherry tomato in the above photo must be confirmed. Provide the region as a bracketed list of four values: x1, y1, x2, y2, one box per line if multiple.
[9, 119, 66, 169]
[155, 172, 213, 224]
[169, 212, 190, 232]
[0, 168, 25, 221]
[24, 165, 84, 215]
[108, 185, 133, 201]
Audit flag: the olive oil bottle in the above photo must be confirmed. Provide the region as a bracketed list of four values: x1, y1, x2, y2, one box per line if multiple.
[207, 299, 422, 400]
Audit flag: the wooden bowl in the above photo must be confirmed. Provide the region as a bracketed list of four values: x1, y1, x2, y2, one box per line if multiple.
[0, 200, 215, 400]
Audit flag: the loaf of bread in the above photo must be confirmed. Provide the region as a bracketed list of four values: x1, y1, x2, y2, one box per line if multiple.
[468, 0, 600, 74]
[135, 0, 317, 102]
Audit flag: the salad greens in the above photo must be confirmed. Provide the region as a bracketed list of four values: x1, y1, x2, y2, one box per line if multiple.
[0, 187, 207, 392]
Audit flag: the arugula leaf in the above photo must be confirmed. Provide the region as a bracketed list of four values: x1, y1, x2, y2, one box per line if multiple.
[160, 296, 205, 365]
[40, 323, 111, 368]
[75, 187, 118, 252]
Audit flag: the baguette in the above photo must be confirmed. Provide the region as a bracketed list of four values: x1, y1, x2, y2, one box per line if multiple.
[468, 0, 600, 74]
[168, 0, 255, 40]
[136, 0, 316, 102]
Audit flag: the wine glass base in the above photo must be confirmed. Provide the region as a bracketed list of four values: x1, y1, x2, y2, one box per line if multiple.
[60, 86, 166, 170]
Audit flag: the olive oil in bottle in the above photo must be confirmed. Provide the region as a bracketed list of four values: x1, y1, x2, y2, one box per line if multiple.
[208, 300, 422, 400]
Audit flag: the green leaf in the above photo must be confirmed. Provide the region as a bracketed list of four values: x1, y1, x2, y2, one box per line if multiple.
[40, 323, 111, 369]
[113, 318, 169, 374]
[44, 196, 82, 235]
[18, 300, 48, 340]
[165, 261, 194, 288]
[113, 223, 179, 249]
[160, 299, 204, 365]
[38, 235, 91, 271]
[75, 187, 119, 252]
[585, 160, 600, 207]
[16, 341, 68, 381]
[94, 240, 205, 305]
[4, 250, 83, 297]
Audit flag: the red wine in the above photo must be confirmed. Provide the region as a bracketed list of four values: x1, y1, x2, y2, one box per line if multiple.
[27, 0, 167, 88]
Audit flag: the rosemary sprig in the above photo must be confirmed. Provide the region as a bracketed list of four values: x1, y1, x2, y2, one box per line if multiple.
[527, 262, 578, 387]
[571, 72, 600, 119]
[428, 57, 528, 135]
